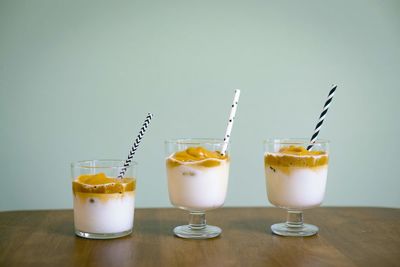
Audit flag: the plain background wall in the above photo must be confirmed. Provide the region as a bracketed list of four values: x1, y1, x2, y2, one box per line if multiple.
[0, 0, 399, 211]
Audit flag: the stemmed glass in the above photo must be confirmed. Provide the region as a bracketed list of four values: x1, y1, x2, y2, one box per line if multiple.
[165, 138, 230, 239]
[264, 139, 329, 237]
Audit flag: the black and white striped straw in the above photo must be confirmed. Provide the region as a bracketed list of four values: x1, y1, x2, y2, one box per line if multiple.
[221, 89, 241, 156]
[307, 85, 337, 151]
[118, 113, 154, 178]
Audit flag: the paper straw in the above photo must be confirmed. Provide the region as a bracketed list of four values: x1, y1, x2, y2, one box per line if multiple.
[118, 113, 154, 178]
[221, 89, 241, 156]
[307, 85, 337, 150]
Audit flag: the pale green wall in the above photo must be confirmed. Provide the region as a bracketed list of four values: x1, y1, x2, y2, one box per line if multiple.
[1, 0, 399, 210]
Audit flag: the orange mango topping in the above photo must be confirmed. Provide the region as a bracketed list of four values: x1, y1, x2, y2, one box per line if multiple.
[265, 145, 328, 168]
[72, 173, 136, 194]
[167, 146, 229, 168]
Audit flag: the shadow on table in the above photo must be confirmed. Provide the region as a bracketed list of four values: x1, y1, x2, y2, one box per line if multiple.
[135, 217, 182, 237]
[227, 216, 277, 234]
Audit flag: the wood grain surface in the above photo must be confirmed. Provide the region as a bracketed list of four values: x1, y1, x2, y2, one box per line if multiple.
[0, 207, 399, 267]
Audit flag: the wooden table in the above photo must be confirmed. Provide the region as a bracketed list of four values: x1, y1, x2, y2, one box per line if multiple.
[0, 207, 399, 267]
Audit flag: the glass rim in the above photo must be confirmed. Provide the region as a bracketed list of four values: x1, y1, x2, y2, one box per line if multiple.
[165, 138, 228, 145]
[71, 159, 138, 169]
[263, 138, 330, 145]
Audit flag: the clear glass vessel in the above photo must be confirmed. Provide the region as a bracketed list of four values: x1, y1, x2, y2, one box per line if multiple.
[264, 139, 329, 237]
[165, 138, 230, 239]
[71, 160, 137, 239]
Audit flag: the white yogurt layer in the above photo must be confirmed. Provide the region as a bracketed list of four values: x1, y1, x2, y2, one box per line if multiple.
[265, 163, 328, 209]
[74, 192, 135, 234]
[167, 158, 229, 211]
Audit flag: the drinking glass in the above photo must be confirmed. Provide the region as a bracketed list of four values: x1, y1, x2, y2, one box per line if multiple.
[165, 139, 230, 239]
[71, 160, 137, 239]
[264, 139, 329, 236]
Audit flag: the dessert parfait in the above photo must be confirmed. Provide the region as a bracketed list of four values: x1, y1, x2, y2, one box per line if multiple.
[166, 146, 229, 211]
[165, 139, 230, 239]
[264, 139, 329, 237]
[264, 145, 328, 209]
[71, 160, 136, 239]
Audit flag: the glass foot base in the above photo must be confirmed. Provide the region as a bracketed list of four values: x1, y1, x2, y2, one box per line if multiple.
[270, 223, 318, 237]
[173, 225, 221, 239]
[75, 229, 132, 239]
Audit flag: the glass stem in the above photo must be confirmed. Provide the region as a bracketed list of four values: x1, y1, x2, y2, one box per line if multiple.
[189, 212, 206, 230]
[286, 210, 304, 229]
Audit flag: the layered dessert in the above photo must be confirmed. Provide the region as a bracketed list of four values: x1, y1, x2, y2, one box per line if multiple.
[166, 147, 230, 211]
[264, 146, 328, 209]
[72, 173, 136, 234]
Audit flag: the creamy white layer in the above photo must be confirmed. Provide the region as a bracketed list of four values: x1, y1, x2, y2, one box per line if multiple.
[167, 158, 229, 211]
[265, 166, 328, 209]
[73, 192, 135, 234]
